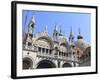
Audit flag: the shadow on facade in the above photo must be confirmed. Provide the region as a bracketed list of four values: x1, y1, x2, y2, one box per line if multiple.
[36, 60, 56, 69]
[62, 63, 72, 67]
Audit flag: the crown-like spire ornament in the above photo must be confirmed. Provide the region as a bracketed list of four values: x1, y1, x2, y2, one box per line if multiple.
[25, 16, 35, 46]
[79, 28, 81, 34]
[27, 16, 35, 35]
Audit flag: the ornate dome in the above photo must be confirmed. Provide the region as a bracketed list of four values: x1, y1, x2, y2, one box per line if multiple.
[77, 29, 83, 39]
[77, 34, 83, 39]
[75, 39, 90, 51]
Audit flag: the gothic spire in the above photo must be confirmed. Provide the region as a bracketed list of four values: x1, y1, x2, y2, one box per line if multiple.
[59, 25, 63, 36]
[54, 24, 58, 31]
[59, 25, 62, 33]
[69, 27, 74, 41]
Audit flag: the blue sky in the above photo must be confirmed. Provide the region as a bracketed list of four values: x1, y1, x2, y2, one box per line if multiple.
[22, 10, 91, 44]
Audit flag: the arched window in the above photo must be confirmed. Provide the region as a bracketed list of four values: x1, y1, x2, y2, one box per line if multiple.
[23, 57, 33, 69]
[37, 60, 56, 69]
[62, 63, 72, 67]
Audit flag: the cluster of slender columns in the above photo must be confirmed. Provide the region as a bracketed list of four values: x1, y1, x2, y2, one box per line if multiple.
[37, 47, 74, 58]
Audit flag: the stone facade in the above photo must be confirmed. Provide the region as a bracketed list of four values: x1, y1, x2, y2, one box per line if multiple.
[22, 16, 91, 69]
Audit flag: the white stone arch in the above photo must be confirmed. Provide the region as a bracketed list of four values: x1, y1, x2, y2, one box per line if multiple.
[53, 45, 59, 56]
[59, 40, 69, 48]
[23, 55, 34, 63]
[59, 41, 69, 57]
[22, 56, 34, 69]
[34, 36, 54, 49]
[59, 42, 68, 52]
[54, 42, 59, 50]
[36, 59, 56, 68]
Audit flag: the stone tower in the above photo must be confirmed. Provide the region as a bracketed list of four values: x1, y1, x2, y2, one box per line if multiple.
[26, 16, 35, 46]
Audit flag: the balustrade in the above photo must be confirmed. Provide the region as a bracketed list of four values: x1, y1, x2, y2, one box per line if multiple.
[23, 45, 78, 62]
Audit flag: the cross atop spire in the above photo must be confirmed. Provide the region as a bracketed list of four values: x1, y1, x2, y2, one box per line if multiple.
[54, 24, 58, 31]
[70, 27, 74, 38]
[79, 28, 81, 35]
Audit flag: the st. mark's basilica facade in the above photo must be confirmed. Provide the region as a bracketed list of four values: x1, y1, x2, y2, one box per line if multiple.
[22, 16, 91, 69]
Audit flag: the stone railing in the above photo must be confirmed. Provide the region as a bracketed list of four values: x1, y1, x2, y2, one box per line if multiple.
[23, 45, 38, 52]
[37, 52, 78, 62]
[23, 44, 78, 62]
